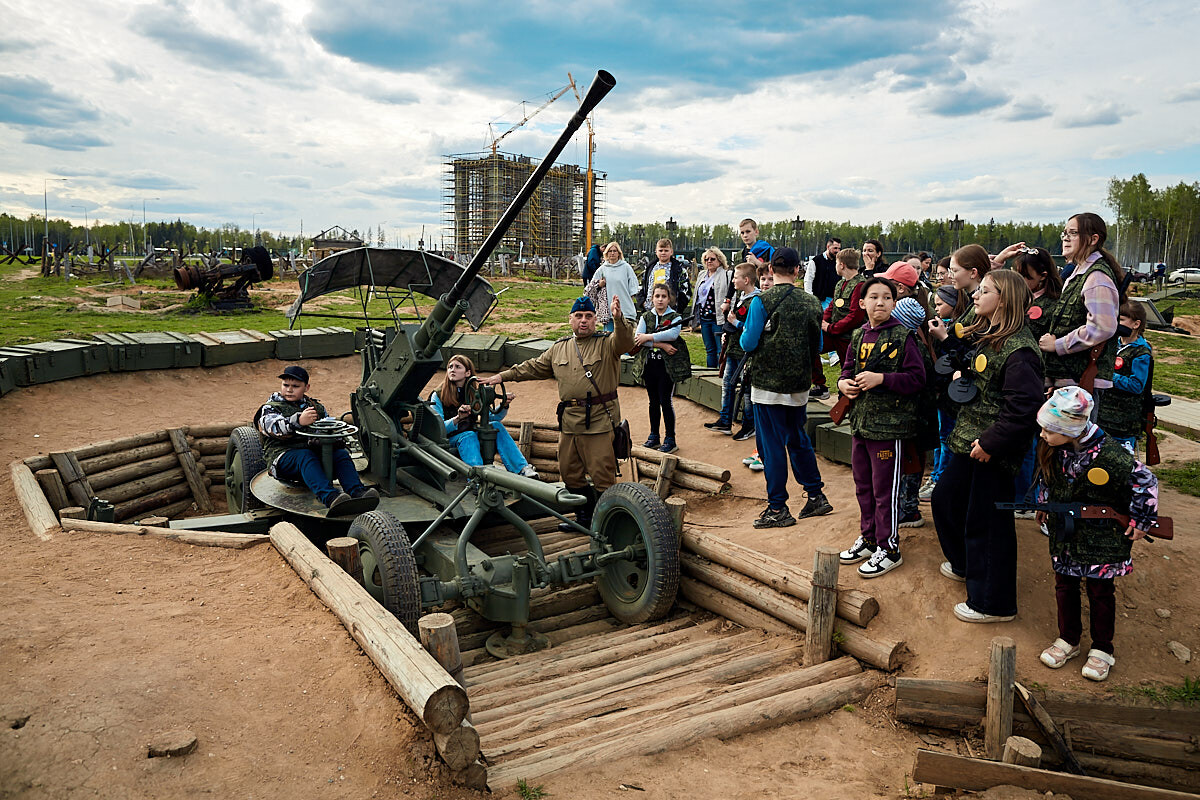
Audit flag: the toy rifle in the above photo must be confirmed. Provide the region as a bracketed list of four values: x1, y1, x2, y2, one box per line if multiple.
[829, 338, 903, 425]
[995, 500, 1173, 543]
[628, 313, 693, 356]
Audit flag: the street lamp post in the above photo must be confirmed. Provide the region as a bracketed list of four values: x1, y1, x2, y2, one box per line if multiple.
[143, 197, 160, 255]
[251, 212, 263, 247]
[792, 216, 806, 254]
[950, 214, 965, 251]
[71, 204, 91, 265]
[43, 177, 68, 269]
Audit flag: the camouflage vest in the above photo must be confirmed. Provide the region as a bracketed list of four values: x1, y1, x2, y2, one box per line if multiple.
[847, 324, 920, 441]
[1025, 293, 1056, 338]
[1045, 437, 1135, 566]
[1096, 341, 1151, 438]
[828, 273, 863, 328]
[254, 396, 328, 466]
[1044, 259, 1119, 384]
[749, 284, 821, 394]
[948, 327, 1041, 472]
[726, 292, 756, 363]
[632, 310, 692, 384]
[956, 296, 977, 329]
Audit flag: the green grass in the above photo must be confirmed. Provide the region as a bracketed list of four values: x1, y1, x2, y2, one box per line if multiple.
[1113, 677, 1200, 706]
[1144, 330, 1200, 399]
[1157, 460, 1200, 497]
[516, 778, 548, 799]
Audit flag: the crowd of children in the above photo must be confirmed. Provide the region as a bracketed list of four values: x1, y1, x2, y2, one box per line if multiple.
[611, 212, 1160, 683]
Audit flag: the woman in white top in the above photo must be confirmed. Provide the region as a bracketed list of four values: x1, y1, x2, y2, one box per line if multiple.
[585, 241, 640, 332]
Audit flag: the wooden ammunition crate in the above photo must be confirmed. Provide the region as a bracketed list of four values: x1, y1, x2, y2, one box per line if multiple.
[93, 331, 202, 371]
[442, 333, 509, 373]
[270, 326, 355, 360]
[192, 329, 276, 367]
[814, 421, 853, 465]
[504, 337, 556, 365]
[0, 339, 110, 385]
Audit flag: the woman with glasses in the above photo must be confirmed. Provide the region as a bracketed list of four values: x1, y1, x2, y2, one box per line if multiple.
[585, 241, 640, 332]
[692, 247, 733, 368]
[1039, 214, 1124, 404]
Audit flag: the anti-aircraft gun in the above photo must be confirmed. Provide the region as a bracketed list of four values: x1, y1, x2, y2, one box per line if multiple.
[173, 245, 274, 309]
[186, 71, 679, 658]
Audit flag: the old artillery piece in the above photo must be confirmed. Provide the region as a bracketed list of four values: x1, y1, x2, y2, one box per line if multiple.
[175, 70, 679, 658]
[173, 245, 275, 309]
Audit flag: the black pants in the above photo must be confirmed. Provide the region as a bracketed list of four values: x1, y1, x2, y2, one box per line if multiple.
[932, 453, 1018, 617]
[644, 358, 676, 438]
[1055, 573, 1116, 655]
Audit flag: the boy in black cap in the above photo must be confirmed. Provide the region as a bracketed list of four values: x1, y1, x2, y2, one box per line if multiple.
[255, 365, 378, 514]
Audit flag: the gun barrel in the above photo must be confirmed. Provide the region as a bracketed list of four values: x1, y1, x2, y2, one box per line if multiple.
[445, 70, 616, 307]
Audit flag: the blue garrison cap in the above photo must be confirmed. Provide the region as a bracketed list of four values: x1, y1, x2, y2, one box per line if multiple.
[571, 296, 596, 314]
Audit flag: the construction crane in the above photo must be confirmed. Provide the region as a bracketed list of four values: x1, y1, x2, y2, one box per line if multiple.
[488, 82, 573, 156]
[567, 72, 598, 252]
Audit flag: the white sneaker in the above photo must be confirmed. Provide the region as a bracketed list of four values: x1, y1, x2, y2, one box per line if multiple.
[939, 561, 965, 582]
[839, 536, 877, 565]
[519, 464, 539, 479]
[1013, 509, 1037, 520]
[858, 548, 902, 578]
[918, 479, 936, 502]
[953, 602, 1015, 623]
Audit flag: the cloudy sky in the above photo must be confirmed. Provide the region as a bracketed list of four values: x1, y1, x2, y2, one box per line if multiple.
[2, 0, 1198, 248]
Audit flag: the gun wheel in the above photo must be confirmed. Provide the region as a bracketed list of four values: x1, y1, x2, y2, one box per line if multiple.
[349, 511, 421, 634]
[592, 482, 680, 624]
[224, 425, 265, 513]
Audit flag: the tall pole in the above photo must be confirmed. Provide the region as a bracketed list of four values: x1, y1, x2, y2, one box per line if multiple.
[44, 177, 67, 255]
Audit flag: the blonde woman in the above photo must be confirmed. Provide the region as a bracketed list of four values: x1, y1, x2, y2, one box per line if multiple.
[585, 241, 639, 332]
[692, 246, 732, 367]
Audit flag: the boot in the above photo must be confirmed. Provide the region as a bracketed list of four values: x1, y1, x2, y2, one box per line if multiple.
[560, 486, 596, 532]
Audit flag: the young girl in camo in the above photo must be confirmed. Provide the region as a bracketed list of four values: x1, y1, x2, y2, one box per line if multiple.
[1033, 386, 1158, 681]
[634, 283, 691, 454]
[1096, 300, 1154, 454]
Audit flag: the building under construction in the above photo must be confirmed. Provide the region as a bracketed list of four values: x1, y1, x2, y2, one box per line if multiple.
[443, 151, 605, 262]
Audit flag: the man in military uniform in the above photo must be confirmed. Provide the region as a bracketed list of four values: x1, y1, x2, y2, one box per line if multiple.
[256, 365, 378, 514]
[740, 247, 833, 528]
[483, 294, 631, 529]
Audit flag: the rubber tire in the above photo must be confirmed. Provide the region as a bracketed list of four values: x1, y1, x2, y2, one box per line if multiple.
[349, 511, 421, 634]
[592, 482, 680, 624]
[225, 425, 266, 513]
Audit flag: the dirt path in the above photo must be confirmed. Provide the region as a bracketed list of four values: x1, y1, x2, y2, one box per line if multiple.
[1, 357, 1196, 799]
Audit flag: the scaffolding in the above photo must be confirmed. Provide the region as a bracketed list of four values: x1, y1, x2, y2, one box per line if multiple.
[442, 151, 605, 264]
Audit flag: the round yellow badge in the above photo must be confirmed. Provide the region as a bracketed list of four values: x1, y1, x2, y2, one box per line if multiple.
[974, 353, 987, 373]
[1087, 467, 1109, 486]
[835, 298, 845, 308]
[954, 322, 965, 338]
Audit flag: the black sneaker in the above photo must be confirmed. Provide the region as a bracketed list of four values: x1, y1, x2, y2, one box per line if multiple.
[659, 438, 678, 454]
[810, 385, 831, 400]
[798, 492, 833, 519]
[351, 486, 380, 500]
[703, 420, 730, 430]
[643, 434, 660, 448]
[839, 535, 878, 564]
[897, 512, 925, 528]
[732, 426, 756, 442]
[752, 506, 796, 528]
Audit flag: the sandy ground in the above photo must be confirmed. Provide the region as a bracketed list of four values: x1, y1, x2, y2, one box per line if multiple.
[1, 355, 1197, 799]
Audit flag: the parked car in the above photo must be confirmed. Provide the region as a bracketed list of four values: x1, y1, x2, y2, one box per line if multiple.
[1168, 268, 1200, 285]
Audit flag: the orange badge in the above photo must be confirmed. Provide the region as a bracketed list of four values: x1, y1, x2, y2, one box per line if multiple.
[1087, 467, 1110, 486]
[1028, 305, 1042, 320]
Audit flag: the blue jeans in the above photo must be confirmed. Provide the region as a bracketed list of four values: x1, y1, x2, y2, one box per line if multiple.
[1012, 435, 1038, 502]
[450, 424, 529, 473]
[700, 319, 720, 368]
[930, 409, 956, 483]
[274, 448, 364, 506]
[718, 354, 753, 426]
[755, 403, 824, 510]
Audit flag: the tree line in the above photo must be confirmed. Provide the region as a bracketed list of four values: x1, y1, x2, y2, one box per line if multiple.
[1107, 174, 1200, 268]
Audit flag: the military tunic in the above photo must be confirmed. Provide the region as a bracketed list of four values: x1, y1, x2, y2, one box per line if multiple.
[498, 315, 634, 491]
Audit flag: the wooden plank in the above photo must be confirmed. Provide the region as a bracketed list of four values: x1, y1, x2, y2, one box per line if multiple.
[804, 547, 840, 666]
[518, 421, 534, 459]
[986, 637, 1016, 760]
[50, 451, 94, 507]
[12, 462, 59, 540]
[168, 427, 213, 513]
[59, 518, 269, 549]
[911, 749, 1198, 800]
[34, 468, 69, 512]
[654, 454, 677, 499]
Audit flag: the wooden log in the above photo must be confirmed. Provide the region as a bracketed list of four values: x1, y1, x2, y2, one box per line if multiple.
[503, 421, 559, 442]
[1003, 736, 1042, 767]
[804, 546, 840, 667]
[635, 459, 729, 494]
[23, 455, 53, 471]
[420, 613, 466, 690]
[461, 617, 622, 668]
[89, 453, 185, 491]
[35, 468, 70, 512]
[113, 481, 194, 522]
[666, 496, 685, 536]
[654, 454, 678, 499]
[487, 669, 884, 787]
[137, 498, 198, 522]
[199, 453, 225, 470]
[451, 761, 488, 791]
[191, 437, 229, 456]
[910, 749, 1195, 800]
[680, 554, 903, 670]
[59, 506, 86, 520]
[100, 468, 210, 505]
[457, 605, 610, 653]
[168, 427, 213, 513]
[630, 444, 731, 482]
[1015, 681, 1085, 775]
[269, 522, 469, 734]
[679, 578, 793, 635]
[518, 421, 534, 458]
[483, 649, 852, 760]
[682, 529, 878, 626]
[1072, 753, 1200, 793]
[77, 440, 177, 474]
[59, 518, 269, 548]
[138, 516, 169, 527]
[12, 462, 59, 540]
[986, 637, 1017, 760]
[183, 422, 243, 438]
[69, 429, 170, 462]
[50, 451, 94, 507]
[471, 630, 761, 722]
[325, 537, 364, 584]
[451, 584, 598, 637]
